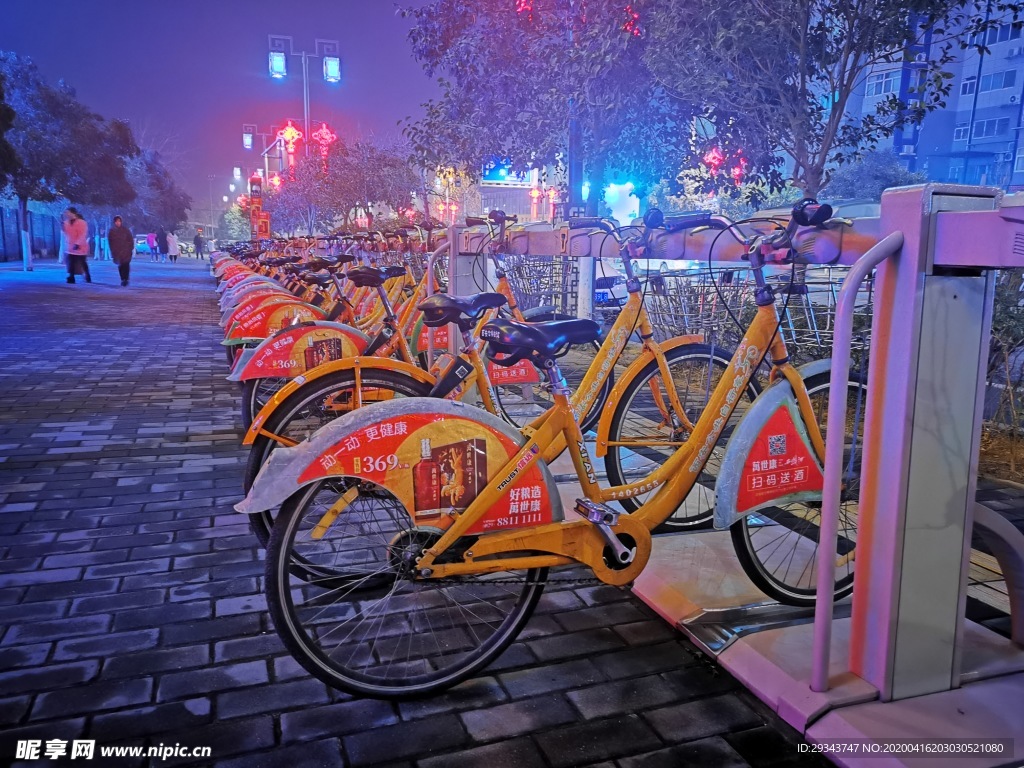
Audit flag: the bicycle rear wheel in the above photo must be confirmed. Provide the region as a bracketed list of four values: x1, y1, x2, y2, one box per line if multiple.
[730, 371, 866, 605]
[491, 309, 611, 432]
[265, 477, 546, 698]
[604, 343, 760, 531]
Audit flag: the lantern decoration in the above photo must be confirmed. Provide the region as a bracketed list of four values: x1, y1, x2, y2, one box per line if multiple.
[277, 121, 304, 177]
[268, 173, 283, 190]
[311, 122, 338, 170]
[622, 5, 641, 36]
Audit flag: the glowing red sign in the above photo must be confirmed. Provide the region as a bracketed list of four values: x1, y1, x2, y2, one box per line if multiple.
[277, 121, 303, 154]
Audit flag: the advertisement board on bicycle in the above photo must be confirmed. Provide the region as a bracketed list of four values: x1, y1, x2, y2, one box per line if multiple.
[734, 403, 824, 514]
[297, 411, 555, 533]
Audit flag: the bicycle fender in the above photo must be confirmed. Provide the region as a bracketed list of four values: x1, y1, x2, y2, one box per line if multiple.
[226, 302, 327, 341]
[236, 399, 564, 534]
[226, 322, 370, 382]
[220, 280, 286, 309]
[221, 293, 293, 327]
[242, 357, 437, 446]
[592, 335, 704, 458]
[713, 376, 825, 530]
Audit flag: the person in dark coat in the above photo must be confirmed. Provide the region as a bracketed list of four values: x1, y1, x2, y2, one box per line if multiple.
[193, 232, 205, 260]
[156, 227, 169, 263]
[108, 216, 134, 287]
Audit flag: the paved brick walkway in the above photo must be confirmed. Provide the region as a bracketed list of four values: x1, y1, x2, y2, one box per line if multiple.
[1, 257, 832, 767]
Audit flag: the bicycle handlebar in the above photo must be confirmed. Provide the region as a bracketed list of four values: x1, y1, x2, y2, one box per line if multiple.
[567, 217, 617, 235]
[488, 210, 518, 225]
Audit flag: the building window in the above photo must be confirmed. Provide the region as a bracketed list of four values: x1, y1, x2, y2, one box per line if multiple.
[1015, 150, 1024, 172]
[980, 69, 1017, 92]
[961, 76, 977, 96]
[973, 117, 1010, 138]
[974, 22, 1024, 46]
[954, 124, 970, 141]
[866, 71, 900, 97]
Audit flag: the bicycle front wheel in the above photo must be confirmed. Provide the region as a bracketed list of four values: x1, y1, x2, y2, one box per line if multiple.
[730, 371, 866, 606]
[241, 376, 289, 430]
[266, 478, 546, 698]
[604, 343, 760, 531]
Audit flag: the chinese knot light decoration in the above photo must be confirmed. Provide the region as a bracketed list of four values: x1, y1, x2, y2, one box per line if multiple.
[310, 122, 337, 167]
[277, 121, 304, 176]
[622, 5, 641, 36]
[269, 173, 283, 190]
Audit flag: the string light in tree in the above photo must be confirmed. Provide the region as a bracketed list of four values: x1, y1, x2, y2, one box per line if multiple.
[516, 0, 534, 21]
[622, 4, 641, 36]
[702, 145, 725, 175]
[730, 156, 749, 185]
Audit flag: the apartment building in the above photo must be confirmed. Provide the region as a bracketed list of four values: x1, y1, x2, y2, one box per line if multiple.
[860, 20, 1024, 190]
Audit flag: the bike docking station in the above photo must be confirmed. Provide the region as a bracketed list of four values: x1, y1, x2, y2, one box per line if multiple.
[628, 184, 1024, 766]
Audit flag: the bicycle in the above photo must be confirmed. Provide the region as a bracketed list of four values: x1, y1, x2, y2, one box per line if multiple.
[238, 199, 873, 698]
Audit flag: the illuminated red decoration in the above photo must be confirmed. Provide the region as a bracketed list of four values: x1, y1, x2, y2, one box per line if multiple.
[237, 194, 250, 207]
[622, 5, 641, 36]
[269, 173, 283, 189]
[730, 156, 749, 185]
[277, 121, 304, 154]
[516, 0, 534, 20]
[310, 122, 337, 161]
[702, 145, 725, 174]
[530, 187, 542, 199]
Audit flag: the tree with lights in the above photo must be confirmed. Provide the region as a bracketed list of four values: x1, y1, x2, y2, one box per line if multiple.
[262, 151, 343, 236]
[402, 1, 777, 214]
[330, 139, 420, 229]
[644, 0, 1024, 195]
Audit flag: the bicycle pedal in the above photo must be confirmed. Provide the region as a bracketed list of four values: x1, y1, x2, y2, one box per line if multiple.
[575, 498, 619, 527]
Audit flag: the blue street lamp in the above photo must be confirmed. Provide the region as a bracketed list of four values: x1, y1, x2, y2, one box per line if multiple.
[267, 35, 341, 156]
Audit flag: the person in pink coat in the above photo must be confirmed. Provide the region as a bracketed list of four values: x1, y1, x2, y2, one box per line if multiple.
[62, 207, 91, 284]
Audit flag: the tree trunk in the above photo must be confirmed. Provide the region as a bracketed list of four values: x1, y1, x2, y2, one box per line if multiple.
[17, 196, 32, 272]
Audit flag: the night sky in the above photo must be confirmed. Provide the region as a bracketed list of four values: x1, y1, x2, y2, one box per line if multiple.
[0, 0, 438, 219]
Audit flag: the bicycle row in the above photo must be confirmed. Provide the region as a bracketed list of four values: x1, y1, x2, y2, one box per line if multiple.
[215, 202, 877, 698]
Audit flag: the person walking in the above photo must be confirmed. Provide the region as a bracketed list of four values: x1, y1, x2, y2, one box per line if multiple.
[108, 216, 134, 287]
[167, 231, 180, 264]
[193, 232, 205, 260]
[147, 232, 158, 262]
[156, 227, 169, 263]
[62, 207, 91, 284]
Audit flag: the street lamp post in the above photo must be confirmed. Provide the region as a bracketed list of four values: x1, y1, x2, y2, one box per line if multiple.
[267, 35, 341, 156]
[207, 174, 216, 239]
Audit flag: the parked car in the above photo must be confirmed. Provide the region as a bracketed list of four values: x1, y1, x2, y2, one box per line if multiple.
[133, 235, 152, 254]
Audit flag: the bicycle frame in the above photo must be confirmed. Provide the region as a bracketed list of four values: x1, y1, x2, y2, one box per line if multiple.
[413, 298, 827, 585]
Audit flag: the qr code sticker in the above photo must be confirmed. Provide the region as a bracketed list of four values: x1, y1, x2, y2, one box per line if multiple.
[768, 434, 787, 456]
